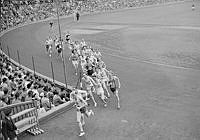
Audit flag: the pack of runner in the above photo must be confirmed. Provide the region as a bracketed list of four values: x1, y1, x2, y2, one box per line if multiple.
[67, 34, 121, 137]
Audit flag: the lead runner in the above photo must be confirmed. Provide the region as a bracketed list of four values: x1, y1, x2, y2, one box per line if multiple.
[70, 88, 94, 137]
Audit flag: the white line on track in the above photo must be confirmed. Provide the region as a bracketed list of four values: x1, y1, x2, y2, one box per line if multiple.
[121, 120, 128, 123]
[101, 51, 200, 72]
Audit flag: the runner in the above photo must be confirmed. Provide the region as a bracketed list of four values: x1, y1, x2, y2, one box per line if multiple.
[192, 3, 195, 10]
[55, 38, 63, 60]
[93, 75, 107, 107]
[84, 57, 95, 76]
[70, 88, 94, 137]
[80, 73, 97, 107]
[69, 49, 79, 75]
[49, 20, 53, 29]
[45, 37, 53, 57]
[108, 71, 121, 109]
[74, 9, 80, 21]
[65, 32, 71, 44]
[99, 65, 110, 97]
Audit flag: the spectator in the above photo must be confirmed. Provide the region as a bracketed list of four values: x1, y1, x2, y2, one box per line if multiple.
[47, 87, 54, 104]
[0, 91, 7, 107]
[40, 92, 52, 111]
[21, 87, 27, 102]
[60, 87, 70, 102]
[3, 87, 11, 105]
[53, 90, 65, 106]
[25, 90, 33, 101]
[12, 91, 21, 104]
[1, 108, 18, 140]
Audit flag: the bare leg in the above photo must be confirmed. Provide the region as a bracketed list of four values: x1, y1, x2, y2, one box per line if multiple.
[101, 97, 107, 107]
[100, 91, 107, 107]
[115, 90, 120, 109]
[88, 90, 97, 107]
[102, 81, 110, 97]
[74, 63, 78, 75]
[78, 114, 85, 136]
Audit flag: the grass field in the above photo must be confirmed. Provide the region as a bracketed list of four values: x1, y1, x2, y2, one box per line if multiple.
[1, 1, 200, 140]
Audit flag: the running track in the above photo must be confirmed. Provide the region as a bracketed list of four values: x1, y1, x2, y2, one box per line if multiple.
[1, 1, 200, 140]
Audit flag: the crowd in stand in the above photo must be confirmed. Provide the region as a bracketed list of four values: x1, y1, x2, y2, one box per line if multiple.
[0, 51, 71, 113]
[0, 0, 180, 32]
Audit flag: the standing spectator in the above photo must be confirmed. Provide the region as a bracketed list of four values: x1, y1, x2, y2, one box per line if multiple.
[47, 86, 54, 104]
[1, 108, 18, 140]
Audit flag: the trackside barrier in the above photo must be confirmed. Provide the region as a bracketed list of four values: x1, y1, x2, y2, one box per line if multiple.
[0, 100, 44, 136]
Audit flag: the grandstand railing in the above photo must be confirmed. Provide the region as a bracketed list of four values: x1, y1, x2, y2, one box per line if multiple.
[0, 100, 44, 136]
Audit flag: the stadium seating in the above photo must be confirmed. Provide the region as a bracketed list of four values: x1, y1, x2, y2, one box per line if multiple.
[0, 0, 182, 32]
[0, 50, 71, 112]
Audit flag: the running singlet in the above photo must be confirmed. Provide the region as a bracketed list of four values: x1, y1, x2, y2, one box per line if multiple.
[87, 68, 94, 76]
[66, 34, 70, 41]
[96, 79, 102, 88]
[58, 47, 62, 53]
[100, 70, 107, 80]
[75, 94, 86, 113]
[84, 77, 93, 87]
[109, 78, 117, 89]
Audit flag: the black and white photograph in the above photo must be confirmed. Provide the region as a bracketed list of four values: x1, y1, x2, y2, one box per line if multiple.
[0, 0, 200, 139]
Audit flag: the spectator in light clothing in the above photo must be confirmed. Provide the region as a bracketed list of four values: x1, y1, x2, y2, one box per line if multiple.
[40, 92, 51, 111]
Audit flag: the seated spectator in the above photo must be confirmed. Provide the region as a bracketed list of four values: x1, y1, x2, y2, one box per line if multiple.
[0, 91, 7, 107]
[40, 92, 52, 111]
[1, 77, 8, 89]
[12, 91, 21, 104]
[53, 90, 65, 106]
[21, 87, 27, 102]
[60, 87, 70, 102]
[25, 90, 33, 101]
[3, 87, 11, 105]
[32, 84, 40, 101]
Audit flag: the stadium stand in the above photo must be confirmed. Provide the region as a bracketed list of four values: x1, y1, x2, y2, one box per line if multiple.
[0, 50, 72, 111]
[0, 0, 182, 32]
